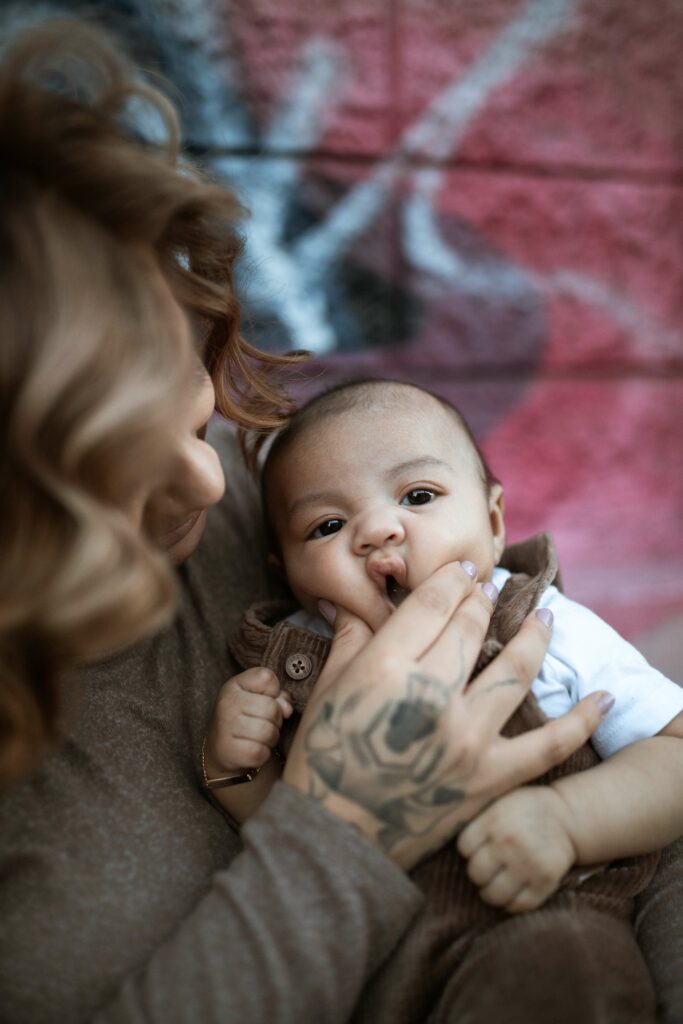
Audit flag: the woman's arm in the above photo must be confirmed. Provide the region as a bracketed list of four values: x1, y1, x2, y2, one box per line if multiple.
[210, 753, 282, 824]
[1, 562, 605, 1024]
[99, 567, 605, 1023]
[94, 783, 423, 1024]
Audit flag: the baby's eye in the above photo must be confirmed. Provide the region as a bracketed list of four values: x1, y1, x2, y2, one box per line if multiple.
[400, 488, 437, 507]
[309, 518, 345, 539]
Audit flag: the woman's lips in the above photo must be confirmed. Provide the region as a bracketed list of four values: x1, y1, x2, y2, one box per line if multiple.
[159, 510, 202, 549]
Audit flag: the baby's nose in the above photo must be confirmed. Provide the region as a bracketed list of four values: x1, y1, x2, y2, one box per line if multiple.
[353, 507, 405, 554]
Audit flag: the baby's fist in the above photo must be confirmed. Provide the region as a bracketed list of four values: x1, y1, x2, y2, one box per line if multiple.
[206, 667, 293, 774]
[457, 786, 577, 913]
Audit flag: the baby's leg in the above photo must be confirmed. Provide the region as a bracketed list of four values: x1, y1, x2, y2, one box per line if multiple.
[429, 900, 656, 1024]
[635, 835, 683, 1024]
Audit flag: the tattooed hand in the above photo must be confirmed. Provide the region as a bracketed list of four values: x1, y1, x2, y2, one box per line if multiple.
[283, 560, 607, 871]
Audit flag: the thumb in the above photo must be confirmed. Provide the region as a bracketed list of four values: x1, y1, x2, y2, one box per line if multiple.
[316, 601, 373, 691]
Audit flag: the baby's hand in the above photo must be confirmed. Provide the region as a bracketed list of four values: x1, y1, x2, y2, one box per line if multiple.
[457, 786, 577, 913]
[205, 668, 293, 774]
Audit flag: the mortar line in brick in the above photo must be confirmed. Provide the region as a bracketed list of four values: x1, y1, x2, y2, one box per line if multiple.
[393, 366, 683, 383]
[190, 145, 683, 188]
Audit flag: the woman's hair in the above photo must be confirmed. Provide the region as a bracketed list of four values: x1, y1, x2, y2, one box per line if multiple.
[0, 18, 301, 786]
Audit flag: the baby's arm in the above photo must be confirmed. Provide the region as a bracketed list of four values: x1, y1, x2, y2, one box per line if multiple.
[203, 667, 292, 824]
[458, 712, 683, 913]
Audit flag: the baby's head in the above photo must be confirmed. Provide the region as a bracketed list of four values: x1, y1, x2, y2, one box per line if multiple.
[262, 380, 505, 631]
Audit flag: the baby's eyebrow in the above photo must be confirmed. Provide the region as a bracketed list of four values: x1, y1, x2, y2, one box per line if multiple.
[286, 490, 341, 520]
[386, 456, 452, 478]
[284, 457, 452, 521]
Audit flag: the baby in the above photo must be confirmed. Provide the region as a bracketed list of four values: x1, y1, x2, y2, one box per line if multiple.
[205, 379, 683, 1021]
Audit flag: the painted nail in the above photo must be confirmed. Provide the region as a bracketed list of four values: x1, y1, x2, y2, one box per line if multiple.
[535, 607, 553, 628]
[482, 581, 499, 604]
[318, 600, 336, 625]
[461, 560, 477, 580]
[597, 691, 615, 716]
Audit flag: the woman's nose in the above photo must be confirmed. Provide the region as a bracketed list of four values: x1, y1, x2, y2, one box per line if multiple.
[169, 368, 225, 510]
[353, 507, 405, 554]
[173, 435, 225, 510]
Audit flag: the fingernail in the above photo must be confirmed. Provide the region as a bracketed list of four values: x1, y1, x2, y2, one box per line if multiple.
[482, 581, 499, 604]
[597, 691, 615, 716]
[535, 607, 553, 628]
[461, 560, 477, 580]
[318, 600, 336, 625]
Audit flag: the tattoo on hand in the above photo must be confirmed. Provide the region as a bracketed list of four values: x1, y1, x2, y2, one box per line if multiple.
[469, 676, 521, 702]
[304, 670, 468, 853]
[385, 698, 438, 753]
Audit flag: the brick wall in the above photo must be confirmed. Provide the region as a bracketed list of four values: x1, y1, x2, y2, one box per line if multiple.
[7, 0, 682, 674]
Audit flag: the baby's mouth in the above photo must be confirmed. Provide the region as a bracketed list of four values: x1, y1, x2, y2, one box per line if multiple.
[386, 574, 411, 608]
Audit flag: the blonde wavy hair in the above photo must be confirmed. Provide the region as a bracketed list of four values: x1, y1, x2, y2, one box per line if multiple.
[0, 18, 302, 787]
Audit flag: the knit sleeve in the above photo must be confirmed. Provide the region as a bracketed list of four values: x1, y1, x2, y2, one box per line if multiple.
[95, 783, 422, 1024]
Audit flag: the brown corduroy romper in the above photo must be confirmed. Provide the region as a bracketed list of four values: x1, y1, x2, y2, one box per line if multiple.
[231, 535, 660, 1024]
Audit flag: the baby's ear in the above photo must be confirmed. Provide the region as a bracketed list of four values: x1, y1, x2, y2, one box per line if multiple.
[488, 482, 506, 563]
[266, 552, 286, 579]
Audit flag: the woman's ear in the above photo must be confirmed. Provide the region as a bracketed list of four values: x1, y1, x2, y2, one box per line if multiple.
[488, 482, 506, 564]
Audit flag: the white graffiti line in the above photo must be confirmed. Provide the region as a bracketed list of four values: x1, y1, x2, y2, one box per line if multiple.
[253, 40, 344, 229]
[296, 0, 577, 277]
[212, 40, 345, 354]
[539, 270, 682, 359]
[209, 0, 576, 351]
[403, 191, 537, 299]
[132, 0, 252, 146]
[264, 39, 342, 152]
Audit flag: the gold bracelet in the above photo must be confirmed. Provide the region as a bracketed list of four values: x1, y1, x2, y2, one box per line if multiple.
[201, 738, 262, 789]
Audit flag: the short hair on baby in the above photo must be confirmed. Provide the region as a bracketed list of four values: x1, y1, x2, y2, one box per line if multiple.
[261, 378, 499, 551]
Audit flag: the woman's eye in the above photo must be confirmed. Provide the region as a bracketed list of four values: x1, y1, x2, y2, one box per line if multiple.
[401, 489, 436, 507]
[310, 518, 344, 539]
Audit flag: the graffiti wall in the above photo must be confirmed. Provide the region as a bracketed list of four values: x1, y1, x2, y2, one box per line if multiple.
[6, 0, 682, 676]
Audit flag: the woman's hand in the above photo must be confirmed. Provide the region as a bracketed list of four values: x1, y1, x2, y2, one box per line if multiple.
[283, 560, 608, 871]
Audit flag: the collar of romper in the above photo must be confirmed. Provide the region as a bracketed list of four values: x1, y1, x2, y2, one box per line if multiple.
[229, 533, 560, 711]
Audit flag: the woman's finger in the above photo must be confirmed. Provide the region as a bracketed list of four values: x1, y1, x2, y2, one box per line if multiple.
[492, 691, 610, 792]
[314, 605, 373, 693]
[367, 561, 477, 663]
[465, 609, 553, 736]
[419, 583, 496, 689]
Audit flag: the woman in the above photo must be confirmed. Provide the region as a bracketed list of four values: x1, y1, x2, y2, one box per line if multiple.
[0, 19, 679, 1024]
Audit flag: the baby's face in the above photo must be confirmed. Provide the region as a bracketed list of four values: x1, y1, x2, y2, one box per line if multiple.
[268, 390, 505, 632]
